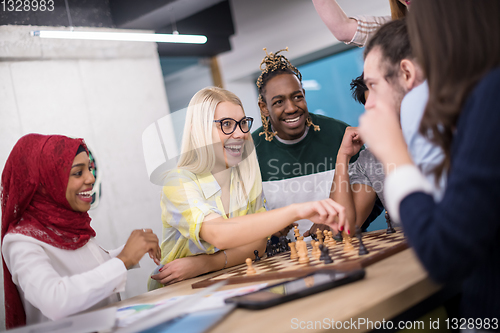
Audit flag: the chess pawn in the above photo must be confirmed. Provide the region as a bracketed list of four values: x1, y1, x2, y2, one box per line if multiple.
[343, 232, 354, 252]
[358, 239, 369, 256]
[316, 228, 324, 245]
[246, 258, 256, 275]
[319, 244, 334, 264]
[290, 242, 298, 260]
[328, 231, 336, 246]
[254, 250, 261, 262]
[356, 226, 370, 256]
[266, 239, 273, 258]
[385, 211, 396, 234]
[315, 241, 322, 260]
[312, 241, 321, 260]
[323, 229, 329, 242]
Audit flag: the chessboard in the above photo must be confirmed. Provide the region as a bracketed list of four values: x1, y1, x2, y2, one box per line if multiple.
[191, 229, 407, 289]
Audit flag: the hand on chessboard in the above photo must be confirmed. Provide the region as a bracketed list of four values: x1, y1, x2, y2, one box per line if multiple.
[272, 222, 298, 238]
[150, 256, 209, 286]
[294, 199, 345, 232]
[303, 223, 331, 238]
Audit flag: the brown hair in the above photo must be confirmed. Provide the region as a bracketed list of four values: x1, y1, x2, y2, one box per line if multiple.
[364, 18, 412, 83]
[408, 0, 500, 180]
[389, 0, 407, 20]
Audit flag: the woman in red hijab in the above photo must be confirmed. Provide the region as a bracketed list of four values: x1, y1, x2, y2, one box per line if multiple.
[1, 134, 161, 329]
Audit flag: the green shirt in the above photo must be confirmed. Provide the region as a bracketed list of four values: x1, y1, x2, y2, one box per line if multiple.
[252, 113, 358, 236]
[252, 113, 356, 181]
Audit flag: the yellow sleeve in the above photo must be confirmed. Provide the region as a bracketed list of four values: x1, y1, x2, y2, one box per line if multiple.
[161, 169, 222, 251]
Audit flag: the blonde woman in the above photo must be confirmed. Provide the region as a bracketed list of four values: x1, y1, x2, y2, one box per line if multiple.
[149, 87, 344, 289]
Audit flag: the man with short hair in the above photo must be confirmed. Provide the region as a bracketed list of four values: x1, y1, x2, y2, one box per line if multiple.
[331, 18, 444, 232]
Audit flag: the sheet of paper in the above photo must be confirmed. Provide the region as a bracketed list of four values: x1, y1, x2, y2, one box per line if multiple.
[7, 307, 116, 333]
[116, 283, 267, 328]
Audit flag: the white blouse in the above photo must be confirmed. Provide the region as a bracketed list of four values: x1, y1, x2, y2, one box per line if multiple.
[2, 233, 127, 325]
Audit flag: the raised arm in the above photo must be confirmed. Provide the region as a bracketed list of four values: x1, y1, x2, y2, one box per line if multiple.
[312, 0, 358, 43]
[329, 127, 365, 232]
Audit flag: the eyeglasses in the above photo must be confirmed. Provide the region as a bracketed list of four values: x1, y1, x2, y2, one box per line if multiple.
[213, 117, 253, 135]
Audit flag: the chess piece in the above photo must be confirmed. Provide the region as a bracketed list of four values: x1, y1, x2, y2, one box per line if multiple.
[280, 236, 290, 252]
[316, 228, 324, 245]
[343, 232, 354, 252]
[294, 225, 300, 240]
[254, 250, 261, 262]
[356, 227, 369, 256]
[333, 231, 343, 242]
[386, 211, 396, 234]
[297, 240, 309, 264]
[266, 239, 273, 258]
[328, 231, 336, 246]
[323, 229, 330, 245]
[319, 244, 333, 264]
[290, 242, 298, 260]
[311, 241, 321, 260]
[272, 243, 277, 255]
[246, 258, 256, 275]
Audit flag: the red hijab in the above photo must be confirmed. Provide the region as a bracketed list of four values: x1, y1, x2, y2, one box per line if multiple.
[1, 134, 96, 329]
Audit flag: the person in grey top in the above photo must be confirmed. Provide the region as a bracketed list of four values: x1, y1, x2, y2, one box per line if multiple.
[330, 125, 387, 234]
[348, 148, 387, 209]
[328, 74, 387, 233]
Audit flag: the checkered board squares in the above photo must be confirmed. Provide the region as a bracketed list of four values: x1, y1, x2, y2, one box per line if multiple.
[192, 229, 407, 288]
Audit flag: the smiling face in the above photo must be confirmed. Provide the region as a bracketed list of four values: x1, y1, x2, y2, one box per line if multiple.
[364, 47, 408, 116]
[212, 102, 249, 172]
[259, 74, 309, 140]
[66, 151, 95, 212]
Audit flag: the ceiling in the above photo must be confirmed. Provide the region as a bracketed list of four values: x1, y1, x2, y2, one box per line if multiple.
[0, 0, 235, 57]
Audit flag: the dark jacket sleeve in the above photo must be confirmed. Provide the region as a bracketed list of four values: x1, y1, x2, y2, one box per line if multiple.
[400, 69, 500, 284]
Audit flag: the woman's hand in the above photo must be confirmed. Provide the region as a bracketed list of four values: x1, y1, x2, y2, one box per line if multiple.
[117, 229, 161, 269]
[294, 199, 346, 234]
[151, 256, 208, 286]
[358, 100, 413, 174]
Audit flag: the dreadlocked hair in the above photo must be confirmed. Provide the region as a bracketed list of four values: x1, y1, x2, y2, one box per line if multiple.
[256, 47, 319, 141]
[260, 113, 278, 142]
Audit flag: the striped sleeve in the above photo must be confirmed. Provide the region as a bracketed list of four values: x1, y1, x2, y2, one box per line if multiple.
[347, 15, 392, 47]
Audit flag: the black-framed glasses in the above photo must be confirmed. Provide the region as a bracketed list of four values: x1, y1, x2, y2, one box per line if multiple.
[213, 117, 253, 135]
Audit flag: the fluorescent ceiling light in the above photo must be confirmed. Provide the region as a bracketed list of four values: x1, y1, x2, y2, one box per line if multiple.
[31, 30, 207, 44]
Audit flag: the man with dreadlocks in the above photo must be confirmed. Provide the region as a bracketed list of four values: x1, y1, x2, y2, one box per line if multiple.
[252, 48, 378, 239]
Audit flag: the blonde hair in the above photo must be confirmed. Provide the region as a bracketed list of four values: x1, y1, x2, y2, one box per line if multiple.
[177, 87, 262, 209]
[389, 0, 408, 19]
